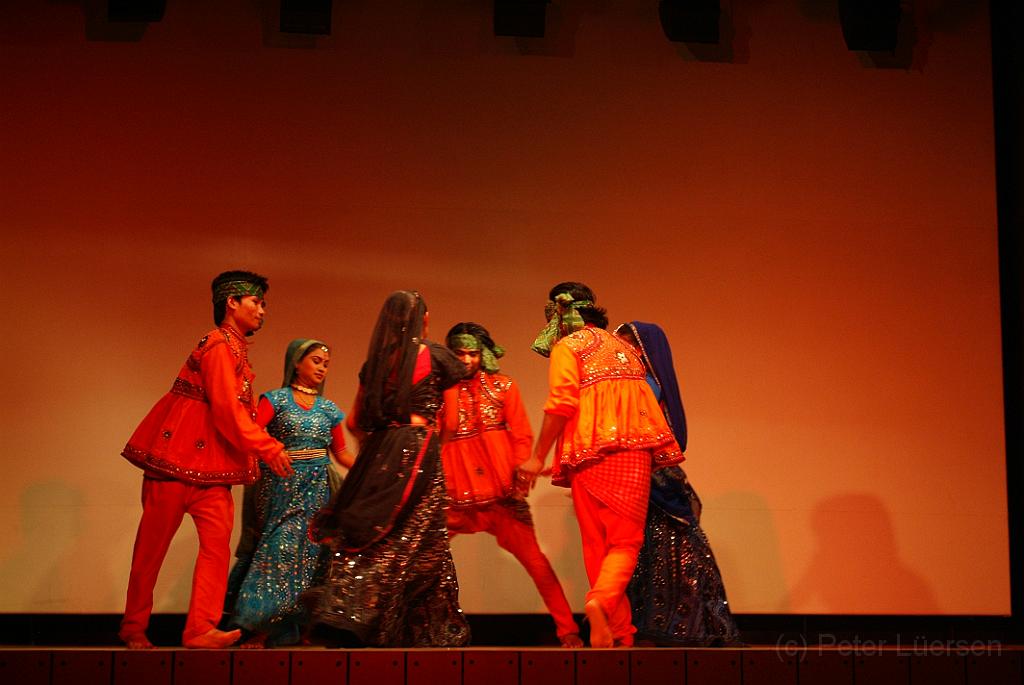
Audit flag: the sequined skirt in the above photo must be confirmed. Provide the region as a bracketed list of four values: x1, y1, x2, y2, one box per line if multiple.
[627, 490, 740, 646]
[226, 458, 331, 645]
[305, 460, 470, 647]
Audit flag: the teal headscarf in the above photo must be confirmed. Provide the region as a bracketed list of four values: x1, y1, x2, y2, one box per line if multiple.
[530, 293, 593, 357]
[283, 338, 330, 393]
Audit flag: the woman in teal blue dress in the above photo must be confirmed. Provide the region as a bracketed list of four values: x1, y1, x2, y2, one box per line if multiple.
[225, 338, 353, 647]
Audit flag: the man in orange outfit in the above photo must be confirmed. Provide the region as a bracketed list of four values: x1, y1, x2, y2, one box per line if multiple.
[119, 270, 293, 650]
[441, 323, 581, 648]
[520, 282, 683, 648]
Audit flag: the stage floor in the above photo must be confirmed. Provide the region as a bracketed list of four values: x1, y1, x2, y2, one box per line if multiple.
[0, 645, 1021, 685]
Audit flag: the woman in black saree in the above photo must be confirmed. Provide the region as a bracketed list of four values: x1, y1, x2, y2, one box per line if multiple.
[616, 321, 741, 646]
[305, 290, 470, 647]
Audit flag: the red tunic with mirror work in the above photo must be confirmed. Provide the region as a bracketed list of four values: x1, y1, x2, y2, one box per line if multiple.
[442, 371, 532, 507]
[122, 325, 283, 485]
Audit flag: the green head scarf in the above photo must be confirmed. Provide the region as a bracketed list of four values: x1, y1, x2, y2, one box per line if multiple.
[212, 279, 265, 305]
[448, 333, 505, 374]
[530, 293, 592, 357]
[283, 338, 330, 393]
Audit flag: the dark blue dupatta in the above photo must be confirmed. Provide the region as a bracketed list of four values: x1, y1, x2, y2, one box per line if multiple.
[621, 321, 700, 523]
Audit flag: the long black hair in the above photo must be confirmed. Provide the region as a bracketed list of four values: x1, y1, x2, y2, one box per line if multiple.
[358, 290, 427, 431]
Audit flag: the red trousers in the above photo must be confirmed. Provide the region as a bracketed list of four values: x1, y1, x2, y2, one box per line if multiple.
[570, 479, 646, 646]
[120, 478, 234, 643]
[449, 503, 578, 638]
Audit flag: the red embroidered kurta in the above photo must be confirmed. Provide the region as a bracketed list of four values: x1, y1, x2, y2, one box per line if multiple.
[442, 372, 532, 507]
[122, 326, 283, 485]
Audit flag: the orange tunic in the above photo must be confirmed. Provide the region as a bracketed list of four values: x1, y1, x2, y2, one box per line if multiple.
[122, 326, 283, 485]
[441, 372, 532, 507]
[543, 327, 683, 487]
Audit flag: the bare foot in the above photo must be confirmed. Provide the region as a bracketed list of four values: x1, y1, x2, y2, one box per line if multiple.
[584, 599, 613, 648]
[559, 633, 584, 648]
[183, 628, 242, 649]
[240, 633, 267, 649]
[120, 632, 154, 650]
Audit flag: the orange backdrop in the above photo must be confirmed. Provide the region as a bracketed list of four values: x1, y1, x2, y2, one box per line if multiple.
[0, 0, 1007, 615]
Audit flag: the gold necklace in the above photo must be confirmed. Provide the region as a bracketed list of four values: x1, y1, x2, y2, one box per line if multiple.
[291, 383, 318, 395]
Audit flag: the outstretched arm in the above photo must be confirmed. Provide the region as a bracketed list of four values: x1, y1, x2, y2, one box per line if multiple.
[203, 344, 292, 476]
[503, 380, 533, 464]
[521, 341, 579, 476]
[521, 412, 567, 475]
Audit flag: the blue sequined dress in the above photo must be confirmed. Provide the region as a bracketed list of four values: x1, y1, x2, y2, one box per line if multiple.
[226, 387, 344, 646]
[627, 374, 739, 646]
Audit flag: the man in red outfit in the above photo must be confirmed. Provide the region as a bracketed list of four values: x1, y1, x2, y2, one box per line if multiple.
[441, 322, 581, 647]
[119, 270, 293, 649]
[521, 282, 683, 648]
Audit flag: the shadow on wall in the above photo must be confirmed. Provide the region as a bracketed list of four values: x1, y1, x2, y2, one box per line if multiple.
[797, 0, 987, 70]
[789, 492, 939, 613]
[796, 0, 986, 27]
[671, 2, 753, 65]
[74, 0, 149, 42]
[59, 0, 990, 66]
[496, 0, 590, 59]
[0, 480, 108, 611]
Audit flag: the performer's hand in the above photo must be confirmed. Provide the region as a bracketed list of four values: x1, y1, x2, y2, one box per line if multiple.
[514, 456, 544, 496]
[518, 456, 543, 477]
[263, 450, 294, 477]
[512, 470, 533, 498]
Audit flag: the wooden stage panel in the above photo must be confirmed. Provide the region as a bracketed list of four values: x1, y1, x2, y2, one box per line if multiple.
[406, 650, 462, 685]
[290, 650, 347, 685]
[796, 650, 854, 685]
[174, 649, 231, 685]
[114, 650, 172, 685]
[52, 650, 113, 685]
[852, 652, 909, 685]
[0, 646, 1015, 684]
[909, 654, 966, 685]
[630, 649, 684, 684]
[463, 650, 519, 685]
[233, 649, 291, 685]
[576, 650, 629, 685]
[520, 649, 574, 685]
[687, 648, 741, 685]
[349, 650, 404, 685]
[964, 651, 1023, 685]
[0, 650, 50, 685]
[740, 650, 798, 685]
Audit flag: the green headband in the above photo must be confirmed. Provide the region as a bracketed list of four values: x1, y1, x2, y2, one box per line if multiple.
[449, 333, 505, 374]
[530, 293, 593, 357]
[213, 280, 265, 304]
